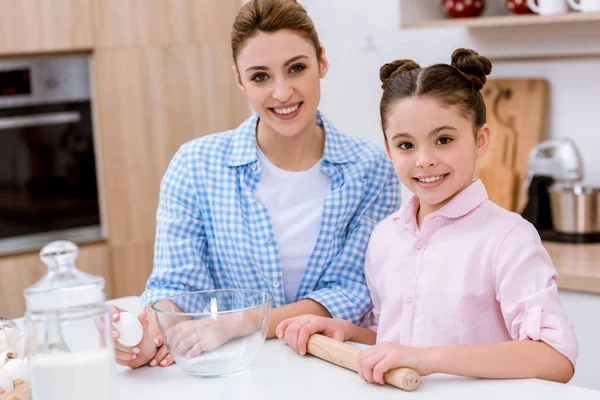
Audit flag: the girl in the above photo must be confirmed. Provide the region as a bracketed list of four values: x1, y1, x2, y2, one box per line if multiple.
[109, 0, 400, 369]
[276, 48, 577, 384]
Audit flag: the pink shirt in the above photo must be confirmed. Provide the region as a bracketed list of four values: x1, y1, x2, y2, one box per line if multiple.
[365, 180, 578, 368]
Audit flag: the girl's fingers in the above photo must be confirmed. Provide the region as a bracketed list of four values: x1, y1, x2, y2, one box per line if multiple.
[359, 350, 387, 384]
[372, 356, 395, 385]
[276, 318, 296, 339]
[285, 319, 312, 354]
[297, 319, 325, 356]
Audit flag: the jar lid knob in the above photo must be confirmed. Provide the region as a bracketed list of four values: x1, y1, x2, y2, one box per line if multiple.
[40, 240, 79, 271]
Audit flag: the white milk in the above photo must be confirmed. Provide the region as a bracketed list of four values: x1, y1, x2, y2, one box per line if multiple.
[30, 349, 114, 400]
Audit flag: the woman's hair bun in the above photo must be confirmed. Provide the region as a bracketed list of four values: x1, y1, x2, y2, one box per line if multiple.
[379, 59, 420, 89]
[450, 48, 492, 90]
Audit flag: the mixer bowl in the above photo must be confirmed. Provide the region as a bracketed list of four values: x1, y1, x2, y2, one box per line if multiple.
[548, 184, 600, 234]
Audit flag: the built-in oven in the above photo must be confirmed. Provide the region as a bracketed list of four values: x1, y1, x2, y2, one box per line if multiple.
[0, 55, 104, 256]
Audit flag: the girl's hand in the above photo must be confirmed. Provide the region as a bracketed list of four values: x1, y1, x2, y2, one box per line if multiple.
[276, 315, 350, 356]
[110, 305, 159, 368]
[357, 342, 433, 385]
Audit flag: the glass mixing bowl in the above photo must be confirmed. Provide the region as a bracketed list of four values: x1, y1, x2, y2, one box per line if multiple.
[151, 289, 273, 377]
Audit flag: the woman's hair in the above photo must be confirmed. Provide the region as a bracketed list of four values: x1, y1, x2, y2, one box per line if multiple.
[379, 48, 492, 135]
[231, 0, 322, 63]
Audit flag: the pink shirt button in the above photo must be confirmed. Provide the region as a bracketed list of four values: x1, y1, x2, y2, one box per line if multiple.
[415, 241, 423, 250]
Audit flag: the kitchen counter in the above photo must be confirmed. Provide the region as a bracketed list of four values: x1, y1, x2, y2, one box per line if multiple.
[112, 297, 599, 399]
[11, 297, 600, 399]
[544, 242, 600, 295]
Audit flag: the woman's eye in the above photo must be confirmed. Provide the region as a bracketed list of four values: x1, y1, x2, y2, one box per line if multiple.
[251, 73, 268, 82]
[398, 142, 413, 150]
[436, 136, 453, 145]
[290, 64, 305, 74]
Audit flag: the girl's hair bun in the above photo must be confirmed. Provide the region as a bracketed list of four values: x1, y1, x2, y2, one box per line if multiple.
[379, 59, 420, 89]
[450, 48, 492, 90]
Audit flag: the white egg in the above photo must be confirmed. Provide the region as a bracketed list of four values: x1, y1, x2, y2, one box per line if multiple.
[3, 359, 28, 382]
[0, 370, 13, 392]
[113, 312, 143, 347]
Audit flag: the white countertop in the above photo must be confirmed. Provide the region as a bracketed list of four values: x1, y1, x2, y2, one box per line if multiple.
[15, 296, 600, 399]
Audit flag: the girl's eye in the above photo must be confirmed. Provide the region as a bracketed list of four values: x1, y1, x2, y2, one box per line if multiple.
[251, 73, 268, 82]
[290, 64, 306, 74]
[398, 142, 413, 150]
[436, 136, 453, 145]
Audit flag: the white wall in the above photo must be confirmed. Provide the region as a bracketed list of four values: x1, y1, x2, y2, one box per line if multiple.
[299, 0, 600, 390]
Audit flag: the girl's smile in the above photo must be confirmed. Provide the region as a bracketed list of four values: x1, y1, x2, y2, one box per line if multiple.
[413, 173, 450, 188]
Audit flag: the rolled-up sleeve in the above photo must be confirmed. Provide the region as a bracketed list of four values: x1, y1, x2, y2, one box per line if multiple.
[495, 222, 578, 369]
[303, 152, 400, 324]
[141, 145, 215, 309]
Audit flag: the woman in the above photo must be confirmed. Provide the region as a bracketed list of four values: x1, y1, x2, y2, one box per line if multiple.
[110, 0, 400, 369]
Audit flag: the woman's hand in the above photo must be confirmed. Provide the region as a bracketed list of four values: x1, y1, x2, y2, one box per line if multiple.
[276, 315, 350, 356]
[109, 305, 174, 368]
[357, 342, 433, 385]
[165, 315, 256, 359]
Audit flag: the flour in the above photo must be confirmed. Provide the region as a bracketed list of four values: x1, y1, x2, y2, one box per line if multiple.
[30, 349, 114, 400]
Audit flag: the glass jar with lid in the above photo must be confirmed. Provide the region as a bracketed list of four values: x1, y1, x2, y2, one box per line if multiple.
[24, 240, 115, 400]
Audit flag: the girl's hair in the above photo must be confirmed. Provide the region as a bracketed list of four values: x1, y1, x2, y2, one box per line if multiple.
[379, 48, 492, 135]
[231, 0, 323, 63]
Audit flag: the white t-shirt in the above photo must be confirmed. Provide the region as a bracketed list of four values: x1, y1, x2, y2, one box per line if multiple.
[256, 149, 331, 304]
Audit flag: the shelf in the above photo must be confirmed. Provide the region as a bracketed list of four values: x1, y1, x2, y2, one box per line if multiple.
[403, 11, 600, 30]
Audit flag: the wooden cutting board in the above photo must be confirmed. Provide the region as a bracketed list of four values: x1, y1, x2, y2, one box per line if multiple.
[474, 78, 549, 212]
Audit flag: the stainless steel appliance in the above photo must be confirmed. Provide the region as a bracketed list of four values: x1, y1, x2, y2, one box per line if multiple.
[0, 55, 104, 255]
[548, 184, 600, 234]
[521, 138, 600, 243]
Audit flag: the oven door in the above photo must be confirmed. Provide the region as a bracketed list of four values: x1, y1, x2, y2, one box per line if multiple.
[0, 101, 104, 255]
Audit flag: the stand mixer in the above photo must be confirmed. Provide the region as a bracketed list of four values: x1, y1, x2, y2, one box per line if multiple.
[521, 138, 600, 243]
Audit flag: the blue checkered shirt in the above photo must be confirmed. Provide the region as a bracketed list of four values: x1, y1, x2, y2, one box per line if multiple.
[141, 111, 400, 324]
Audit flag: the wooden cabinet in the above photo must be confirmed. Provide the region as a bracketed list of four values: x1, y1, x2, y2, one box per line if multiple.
[0, 0, 93, 55]
[0, 243, 111, 319]
[110, 241, 155, 298]
[91, 0, 248, 297]
[93, 44, 247, 246]
[92, 0, 241, 48]
[0, 0, 248, 301]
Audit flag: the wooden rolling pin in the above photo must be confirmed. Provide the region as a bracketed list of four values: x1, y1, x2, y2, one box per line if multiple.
[306, 334, 421, 392]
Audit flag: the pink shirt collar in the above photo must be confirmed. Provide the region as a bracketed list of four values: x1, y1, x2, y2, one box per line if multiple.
[392, 179, 489, 226]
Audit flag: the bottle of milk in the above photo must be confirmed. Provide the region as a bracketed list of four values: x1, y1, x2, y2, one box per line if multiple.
[24, 241, 115, 400]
